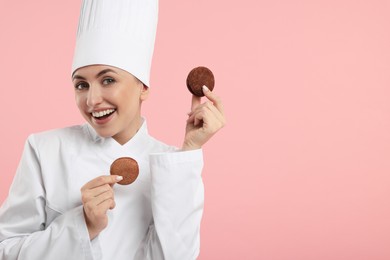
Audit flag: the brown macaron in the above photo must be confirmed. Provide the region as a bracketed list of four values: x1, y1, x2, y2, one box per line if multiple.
[186, 66, 215, 97]
[110, 157, 139, 185]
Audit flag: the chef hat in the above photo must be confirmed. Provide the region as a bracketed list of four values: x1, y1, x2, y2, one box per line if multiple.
[71, 0, 158, 87]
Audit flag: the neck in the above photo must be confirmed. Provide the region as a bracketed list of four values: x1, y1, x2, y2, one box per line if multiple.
[112, 116, 143, 145]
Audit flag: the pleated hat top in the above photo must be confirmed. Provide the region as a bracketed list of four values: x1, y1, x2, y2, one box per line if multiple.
[72, 0, 158, 87]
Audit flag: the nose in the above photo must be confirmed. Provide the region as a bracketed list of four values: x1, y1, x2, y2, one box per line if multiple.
[86, 85, 103, 107]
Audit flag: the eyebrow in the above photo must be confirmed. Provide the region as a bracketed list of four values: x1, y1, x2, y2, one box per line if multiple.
[72, 68, 118, 81]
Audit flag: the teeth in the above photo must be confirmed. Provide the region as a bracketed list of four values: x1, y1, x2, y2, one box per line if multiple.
[92, 109, 115, 118]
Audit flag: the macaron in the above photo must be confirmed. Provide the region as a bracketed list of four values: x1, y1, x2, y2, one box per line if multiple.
[110, 157, 139, 185]
[186, 66, 215, 97]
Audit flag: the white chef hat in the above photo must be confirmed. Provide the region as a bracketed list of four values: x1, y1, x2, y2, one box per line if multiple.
[71, 0, 158, 87]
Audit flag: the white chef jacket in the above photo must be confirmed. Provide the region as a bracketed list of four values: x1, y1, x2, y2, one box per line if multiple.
[0, 119, 204, 260]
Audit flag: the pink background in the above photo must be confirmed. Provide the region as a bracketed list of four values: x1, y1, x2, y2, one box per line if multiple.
[1, 0, 390, 259]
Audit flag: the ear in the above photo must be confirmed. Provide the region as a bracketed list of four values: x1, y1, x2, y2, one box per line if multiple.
[140, 84, 150, 101]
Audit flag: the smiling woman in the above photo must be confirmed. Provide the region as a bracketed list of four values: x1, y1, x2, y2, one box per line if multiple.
[73, 66, 148, 145]
[0, 0, 225, 259]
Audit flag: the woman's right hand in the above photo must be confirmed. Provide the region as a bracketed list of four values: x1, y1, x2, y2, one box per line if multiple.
[80, 175, 123, 240]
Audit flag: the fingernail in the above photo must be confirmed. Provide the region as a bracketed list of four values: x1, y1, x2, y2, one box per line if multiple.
[202, 85, 209, 92]
[116, 176, 123, 181]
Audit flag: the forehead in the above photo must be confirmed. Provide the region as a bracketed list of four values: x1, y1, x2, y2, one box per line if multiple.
[73, 65, 118, 76]
[72, 65, 136, 81]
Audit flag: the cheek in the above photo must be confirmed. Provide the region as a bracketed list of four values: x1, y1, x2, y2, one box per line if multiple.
[74, 93, 85, 110]
[115, 89, 140, 107]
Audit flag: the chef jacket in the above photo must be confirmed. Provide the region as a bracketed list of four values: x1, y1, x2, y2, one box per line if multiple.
[0, 119, 204, 259]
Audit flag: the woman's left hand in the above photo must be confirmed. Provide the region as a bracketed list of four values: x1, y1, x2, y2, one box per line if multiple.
[182, 85, 226, 151]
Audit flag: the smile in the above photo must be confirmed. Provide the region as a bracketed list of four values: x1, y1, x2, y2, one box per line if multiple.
[91, 109, 116, 118]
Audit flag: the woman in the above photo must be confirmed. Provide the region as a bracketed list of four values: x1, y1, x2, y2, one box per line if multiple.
[0, 0, 225, 259]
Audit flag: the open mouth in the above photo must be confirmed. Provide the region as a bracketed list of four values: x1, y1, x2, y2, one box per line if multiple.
[91, 109, 116, 120]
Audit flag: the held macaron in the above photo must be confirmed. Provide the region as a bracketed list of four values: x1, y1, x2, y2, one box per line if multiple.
[110, 157, 139, 185]
[186, 66, 215, 97]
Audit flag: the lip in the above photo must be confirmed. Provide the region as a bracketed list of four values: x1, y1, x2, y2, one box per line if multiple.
[90, 110, 116, 125]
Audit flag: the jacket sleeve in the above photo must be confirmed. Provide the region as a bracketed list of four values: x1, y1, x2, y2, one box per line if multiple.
[136, 149, 204, 260]
[0, 136, 100, 260]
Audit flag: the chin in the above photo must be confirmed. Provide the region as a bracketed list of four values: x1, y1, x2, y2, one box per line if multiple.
[92, 127, 115, 138]
[98, 133, 113, 138]
[98, 131, 115, 138]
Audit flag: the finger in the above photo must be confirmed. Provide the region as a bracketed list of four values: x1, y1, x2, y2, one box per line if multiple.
[82, 184, 112, 203]
[188, 99, 212, 116]
[202, 85, 224, 114]
[188, 107, 208, 127]
[203, 101, 226, 125]
[89, 189, 115, 207]
[109, 200, 116, 210]
[86, 199, 114, 217]
[96, 190, 115, 207]
[82, 175, 123, 190]
[88, 184, 112, 198]
[191, 94, 201, 112]
[188, 101, 221, 124]
[98, 199, 116, 212]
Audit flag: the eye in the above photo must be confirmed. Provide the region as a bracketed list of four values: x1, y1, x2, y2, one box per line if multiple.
[102, 78, 115, 85]
[74, 82, 89, 91]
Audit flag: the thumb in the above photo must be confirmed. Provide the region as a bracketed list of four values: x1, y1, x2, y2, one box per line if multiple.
[191, 94, 201, 112]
